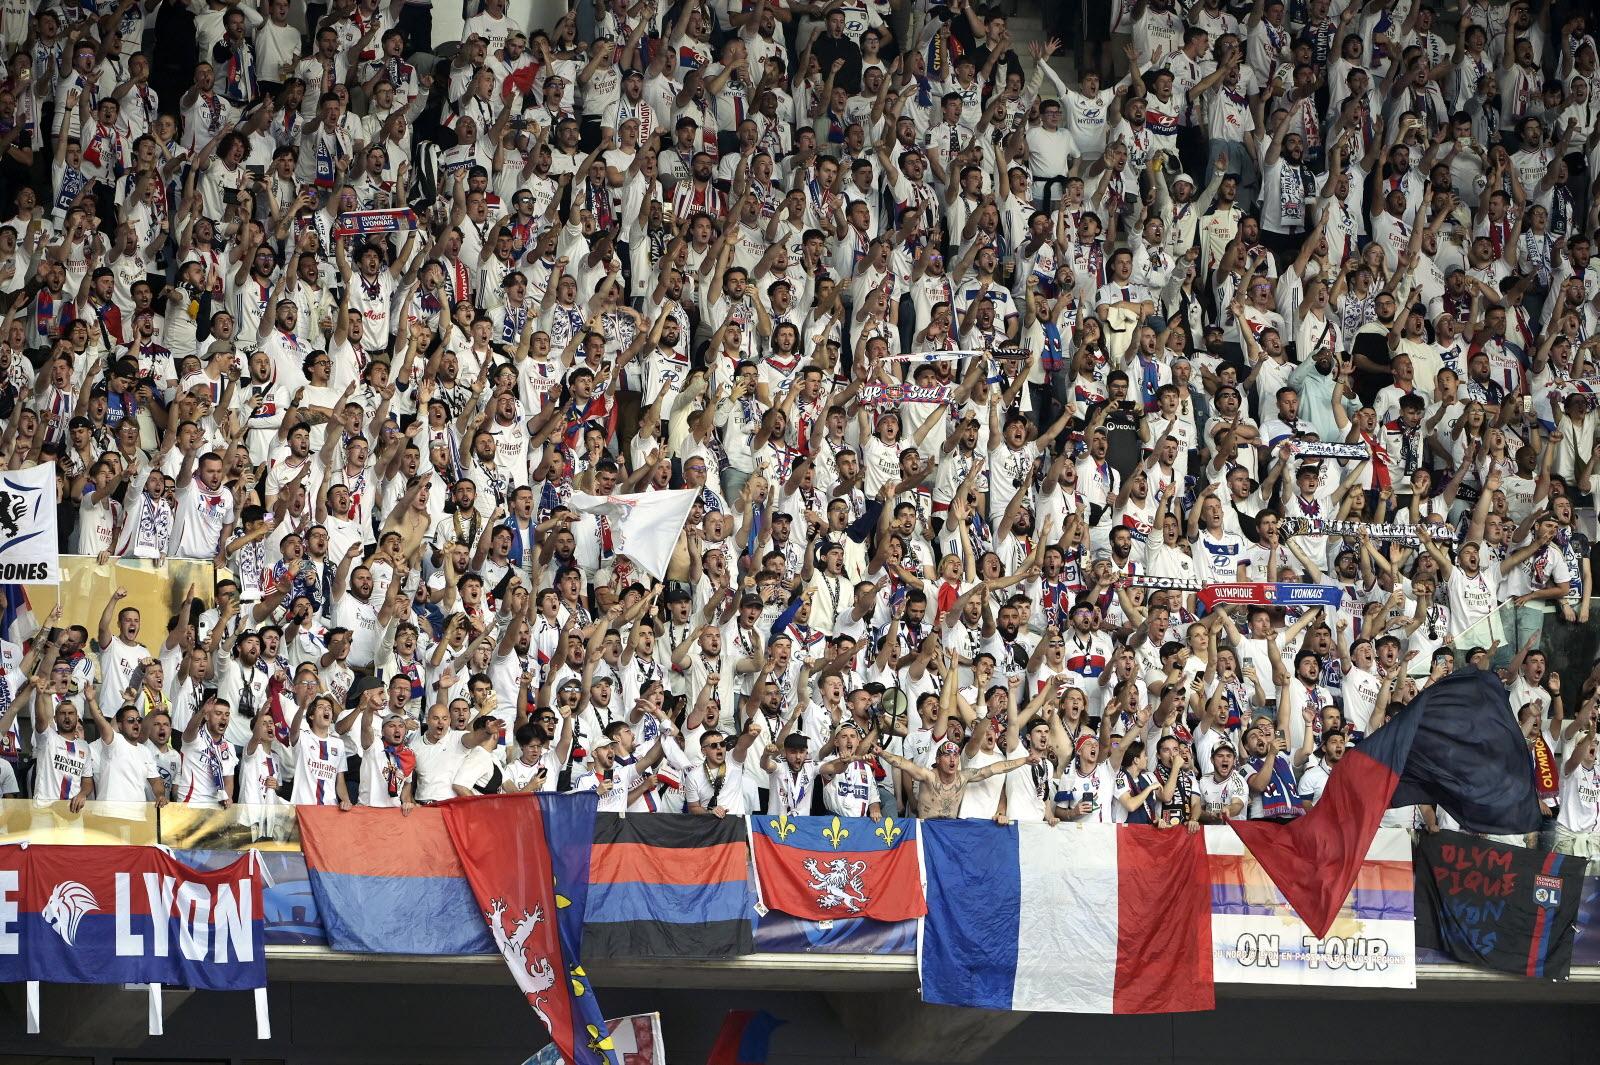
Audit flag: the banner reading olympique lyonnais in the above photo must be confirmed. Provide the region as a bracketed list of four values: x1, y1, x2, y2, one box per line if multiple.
[1208, 827, 1416, 988]
[0, 463, 59, 583]
[333, 208, 419, 238]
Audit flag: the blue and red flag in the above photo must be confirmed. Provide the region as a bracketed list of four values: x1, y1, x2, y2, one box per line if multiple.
[749, 815, 926, 923]
[299, 806, 491, 955]
[0, 844, 265, 991]
[1232, 668, 1541, 937]
[705, 1010, 785, 1065]
[441, 793, 614, 1065]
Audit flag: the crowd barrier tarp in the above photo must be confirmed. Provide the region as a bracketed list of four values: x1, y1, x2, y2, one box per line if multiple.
[28, 802, 1600, 982]
[1207, 827, 1416, 988]
[0, 843, 265, 991]
[0, 800, 158, 846]
[750, 909, 918, 955]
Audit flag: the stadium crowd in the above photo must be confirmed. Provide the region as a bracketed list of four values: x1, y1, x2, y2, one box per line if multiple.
[0, 0, 1597, 861]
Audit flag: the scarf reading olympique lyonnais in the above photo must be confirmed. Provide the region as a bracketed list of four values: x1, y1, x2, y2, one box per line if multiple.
[333, 208, 419, 238]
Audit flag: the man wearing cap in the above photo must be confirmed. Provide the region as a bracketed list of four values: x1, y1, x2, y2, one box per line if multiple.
[1196, 742, 1247, 821]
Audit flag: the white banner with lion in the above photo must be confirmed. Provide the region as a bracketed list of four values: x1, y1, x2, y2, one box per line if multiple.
[0, 463, 59, 583]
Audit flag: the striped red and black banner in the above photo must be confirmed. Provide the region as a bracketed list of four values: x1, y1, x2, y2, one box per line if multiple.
[584, 814, 754, 959]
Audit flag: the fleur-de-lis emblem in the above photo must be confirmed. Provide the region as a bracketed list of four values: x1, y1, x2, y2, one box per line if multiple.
[875, 817, 902, 848]
[554, 874, 571, 909]
[571, 964, 588, 997]
[822, 816, 849, 850]
[586, 1023, 616, 1055]
[769, 814, 797, 841]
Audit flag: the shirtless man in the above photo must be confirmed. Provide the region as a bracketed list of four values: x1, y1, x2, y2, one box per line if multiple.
[878, 739, 1037, 819]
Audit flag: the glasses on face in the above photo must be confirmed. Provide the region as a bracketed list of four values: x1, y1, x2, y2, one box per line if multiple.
[704, 741, 724, 751]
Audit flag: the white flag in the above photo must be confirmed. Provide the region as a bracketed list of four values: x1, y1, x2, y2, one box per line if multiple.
[567, 489, 697, 581]
[0, 463, 59, 583]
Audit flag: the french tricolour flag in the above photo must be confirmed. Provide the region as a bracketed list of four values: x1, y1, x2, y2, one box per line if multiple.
[918, 822, 1213, 1014]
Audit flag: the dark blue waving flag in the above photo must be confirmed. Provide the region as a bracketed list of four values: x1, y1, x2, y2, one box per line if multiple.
[1233, 668, 1541, 937]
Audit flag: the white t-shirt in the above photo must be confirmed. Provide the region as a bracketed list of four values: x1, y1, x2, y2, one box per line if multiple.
[175, 733, 239, 807]
[957, 747, 1007, 819]
[1559, 762, 1600, 833]
[172, 480, 237, 559]
[1196, 770, 1249, 817]
[96, 733, 157, 801]
[410, 732, 469, 802]
[290, 729, 346, 805]
[360, 736, 415, 806]
[98, 638, 147, 713]
[34, 727, 90, 803]
[767, 760, 821, 816]
[452, 745, 504, 795]
[1446, 561, 1503, 639]
[683, 751, 751, 815]
[1342, 666, 1382, 734]
[570, 762, 638, 813]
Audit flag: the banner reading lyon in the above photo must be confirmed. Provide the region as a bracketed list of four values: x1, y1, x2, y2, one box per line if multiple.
[0, 843, 265, 989]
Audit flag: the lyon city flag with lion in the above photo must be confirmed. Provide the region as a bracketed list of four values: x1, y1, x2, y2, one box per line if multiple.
[441, 794, 617, 1065]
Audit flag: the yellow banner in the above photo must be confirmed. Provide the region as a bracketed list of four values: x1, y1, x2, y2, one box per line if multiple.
[21, 557, 215, 651]
[0, 799, 158, 845]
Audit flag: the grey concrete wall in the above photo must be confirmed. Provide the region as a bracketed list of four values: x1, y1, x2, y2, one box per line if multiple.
[2, 982, 1600, 1065]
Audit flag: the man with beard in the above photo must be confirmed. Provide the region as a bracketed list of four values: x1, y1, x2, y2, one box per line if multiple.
[1296, 724, 1347, 807]
[1260, 125, 1317, 259]
[1349, 288, 1405, 405]
[671, 151, 725, 220]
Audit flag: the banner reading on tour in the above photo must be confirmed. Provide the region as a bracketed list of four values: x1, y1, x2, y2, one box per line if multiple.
[1208, 827, 1416, 988]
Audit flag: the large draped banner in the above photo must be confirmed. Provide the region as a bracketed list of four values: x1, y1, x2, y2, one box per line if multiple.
[441, 794, 615, 1065]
